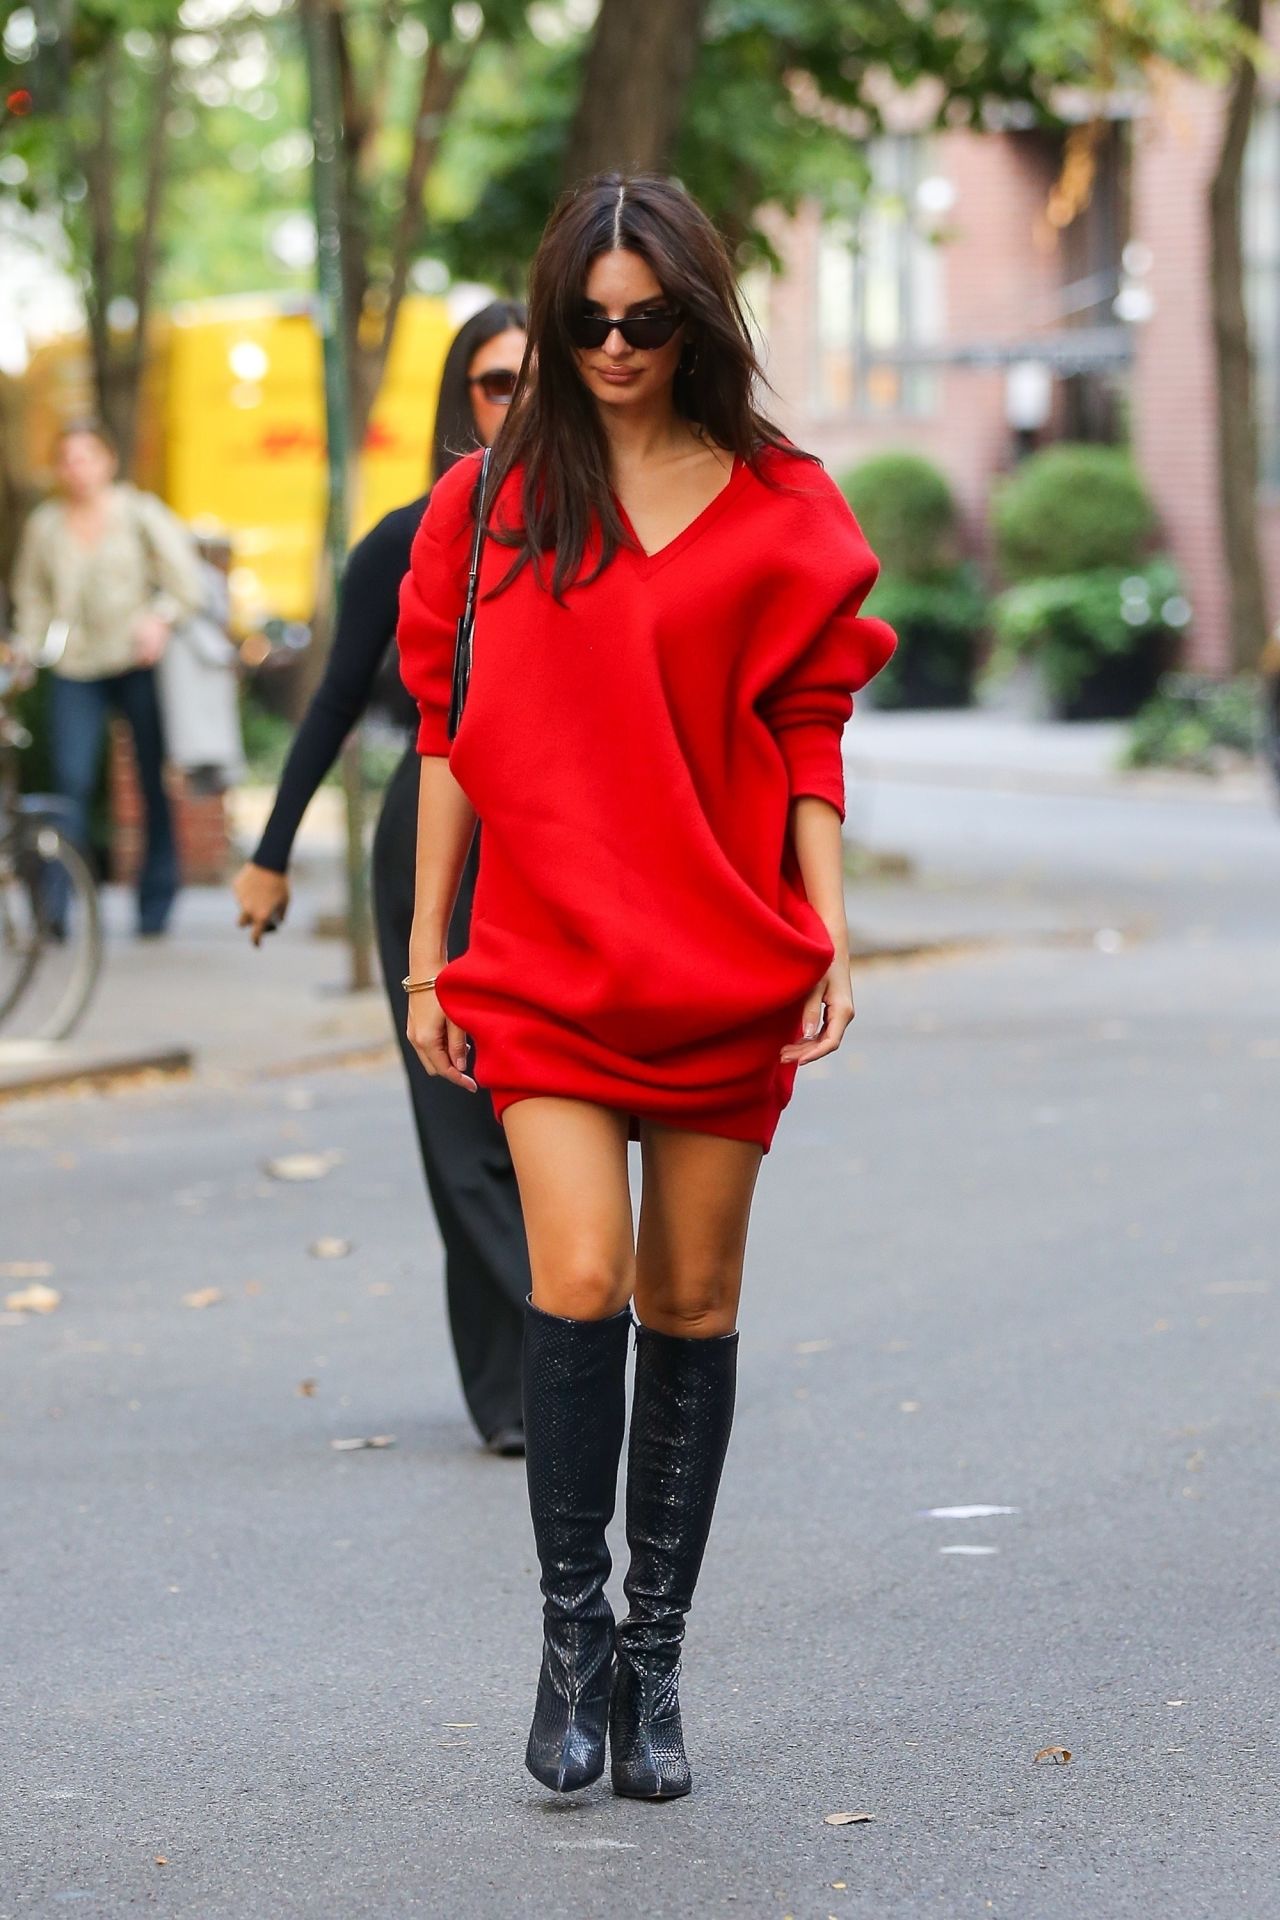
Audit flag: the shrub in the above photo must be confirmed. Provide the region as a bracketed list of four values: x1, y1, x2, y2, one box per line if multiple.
[841, 452, 958, 582]
[865, 569, 987, 710]
[992, 444, 1157, 582]
[988, 558, 1190, 711]
[1124, 674, 1260, 773]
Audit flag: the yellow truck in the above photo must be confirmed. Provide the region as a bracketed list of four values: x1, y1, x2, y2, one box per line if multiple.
[21, 292, 454, 627]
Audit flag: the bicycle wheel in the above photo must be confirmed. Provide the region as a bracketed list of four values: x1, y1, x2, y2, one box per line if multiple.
[3, 823, 103, 1041]
[0, 840, 43, 1025]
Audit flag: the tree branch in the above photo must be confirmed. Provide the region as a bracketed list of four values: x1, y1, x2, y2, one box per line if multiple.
[352, 36, 474, 440]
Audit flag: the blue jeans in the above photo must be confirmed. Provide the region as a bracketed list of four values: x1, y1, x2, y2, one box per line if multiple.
[49, 668, 178, 934]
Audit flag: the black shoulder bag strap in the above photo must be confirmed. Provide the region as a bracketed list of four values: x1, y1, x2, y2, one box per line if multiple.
[447, 446, 492, 741]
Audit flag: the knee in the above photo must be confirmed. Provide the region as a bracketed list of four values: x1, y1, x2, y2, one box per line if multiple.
[637, 1269, 739, 1339]
[532, 1248, 633, 1323]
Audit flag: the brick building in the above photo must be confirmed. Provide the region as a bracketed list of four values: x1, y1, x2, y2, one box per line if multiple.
[758, 71, 1280, 678]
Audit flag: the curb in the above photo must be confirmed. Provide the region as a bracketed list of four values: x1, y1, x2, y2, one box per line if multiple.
[0, 1043, 193, 1103]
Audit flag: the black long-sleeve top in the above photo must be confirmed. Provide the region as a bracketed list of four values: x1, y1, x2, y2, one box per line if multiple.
[252, 495, 427, 874]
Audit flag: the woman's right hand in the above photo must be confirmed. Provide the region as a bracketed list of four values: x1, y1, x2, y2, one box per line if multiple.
[234, 862, 290, 946]
[406, 982, 477, 1093]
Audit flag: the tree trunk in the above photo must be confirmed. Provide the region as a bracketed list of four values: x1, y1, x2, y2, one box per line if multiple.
[119, 32, 176, 478]
[80, 46, 120, 453]
[562, 0, 712, 182]
[1208, 0, 1269, 672]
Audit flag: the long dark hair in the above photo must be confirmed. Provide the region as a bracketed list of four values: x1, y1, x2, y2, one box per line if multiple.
[431, 298, 527, 484]
[486, 172, 807, 599]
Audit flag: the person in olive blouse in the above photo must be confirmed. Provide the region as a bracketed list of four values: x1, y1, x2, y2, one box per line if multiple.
[12, 422, 202, 935]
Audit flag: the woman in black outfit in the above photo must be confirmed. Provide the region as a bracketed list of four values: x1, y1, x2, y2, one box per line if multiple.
[234, 301, 530, 1455]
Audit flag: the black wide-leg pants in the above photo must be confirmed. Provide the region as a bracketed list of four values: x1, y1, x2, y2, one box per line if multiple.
[372, 747, 530, 1440]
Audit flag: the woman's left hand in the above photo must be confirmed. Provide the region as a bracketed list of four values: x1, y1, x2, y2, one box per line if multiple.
[780, 958, 855, 1067]
[133, 612, 171, 667]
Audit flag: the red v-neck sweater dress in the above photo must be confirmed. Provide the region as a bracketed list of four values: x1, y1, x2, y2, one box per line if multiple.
[396, 444, 895, 1150]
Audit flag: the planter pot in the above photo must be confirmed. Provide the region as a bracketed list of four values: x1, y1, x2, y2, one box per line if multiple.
[884, 647, 973, 711]
[1055, 633, 1171, 722]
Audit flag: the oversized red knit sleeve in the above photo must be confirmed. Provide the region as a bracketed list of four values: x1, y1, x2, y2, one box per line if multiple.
[396, 455, 478, 757]
[758, 546, 897, 821]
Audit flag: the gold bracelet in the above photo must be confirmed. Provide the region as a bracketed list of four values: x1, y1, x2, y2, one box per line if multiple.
[402, 973, 439, 994]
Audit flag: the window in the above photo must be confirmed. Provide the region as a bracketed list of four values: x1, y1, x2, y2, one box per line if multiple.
[1245, 105, 1280, 489]
[813, 136, 944, 417]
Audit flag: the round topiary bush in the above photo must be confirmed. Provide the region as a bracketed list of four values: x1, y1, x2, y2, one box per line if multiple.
[841, 452, 959, 583]
[991, 444, 1157, 582]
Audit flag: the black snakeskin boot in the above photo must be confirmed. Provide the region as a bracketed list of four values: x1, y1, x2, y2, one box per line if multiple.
[610, 1323, 739, 1800]
[523, 1297, 631, 1793]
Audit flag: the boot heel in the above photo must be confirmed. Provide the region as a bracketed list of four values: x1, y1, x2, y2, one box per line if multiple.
[609, 1651, 691, 1799]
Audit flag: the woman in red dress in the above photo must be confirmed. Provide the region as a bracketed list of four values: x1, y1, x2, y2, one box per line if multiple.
[397, 173, 895, 1800]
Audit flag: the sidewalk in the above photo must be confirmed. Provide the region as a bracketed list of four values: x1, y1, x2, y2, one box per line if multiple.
[10, 705, 1235, 1101]
[0, 861, 1098, 1101]
[845, 706, 1269, 804]
[0, 877, 393, 1098]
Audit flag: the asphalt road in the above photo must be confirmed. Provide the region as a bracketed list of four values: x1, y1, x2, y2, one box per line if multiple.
[3, 781, 1278, 1919]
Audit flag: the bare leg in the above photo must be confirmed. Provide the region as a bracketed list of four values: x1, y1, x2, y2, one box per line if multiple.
[633, 1122, 763, 1337]
[502, 1096, 635, 1320]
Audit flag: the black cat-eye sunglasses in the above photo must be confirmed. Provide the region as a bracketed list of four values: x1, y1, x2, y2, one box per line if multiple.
[566, 308, 685, 351]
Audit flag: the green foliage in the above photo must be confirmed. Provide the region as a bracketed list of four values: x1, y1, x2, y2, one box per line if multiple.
[1124, 674, 1261, 772]
[841, 453, 959, 583]
[3, 0, 1254, 453]
[989, 557, 1188, 703]
[239, 688, 296, 786]
[863, 568, 987, 710]
[992, 445, 1158, 582]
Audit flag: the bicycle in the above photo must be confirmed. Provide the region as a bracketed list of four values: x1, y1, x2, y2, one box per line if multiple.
[0, 643, 103, 1041]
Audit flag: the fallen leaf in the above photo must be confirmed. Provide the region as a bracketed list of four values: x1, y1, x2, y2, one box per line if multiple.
[1032, 1746, 1072, 1766]
[154, 1856, 168, 1867]
[5, 1283, 61, 1315]
[824, 1811, 873, 1826]
[298, 1379, 318, 1397]
[308, 1237, 352, 1260]
[264, 1151, 342, 1182]
[330, 1435, 396, 1451]
[0, 1260, 53, 1279]
[182, 1287, 223, 1310]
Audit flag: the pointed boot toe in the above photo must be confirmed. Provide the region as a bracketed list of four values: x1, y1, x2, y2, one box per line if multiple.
[525, 1620, 615, 1792]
